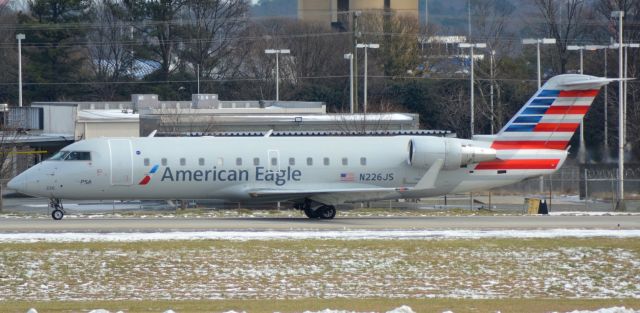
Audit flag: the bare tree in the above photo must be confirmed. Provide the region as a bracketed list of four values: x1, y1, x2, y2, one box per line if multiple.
[179, 0, 248, 81]
[0, 1, 17, 104]
[86, 0, 135, 99]
[359, 11, 421, 78]
[595, 0, 640, 158]
[124, 0, 187, 80]
[472, 0, 516, 134]
[533, 0, 588, 74]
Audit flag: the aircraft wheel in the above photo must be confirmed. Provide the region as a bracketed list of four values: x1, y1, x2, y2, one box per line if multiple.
[51, 209, 64, 220]
[304, 207, 318, 219]
[318, 205, 336, 219]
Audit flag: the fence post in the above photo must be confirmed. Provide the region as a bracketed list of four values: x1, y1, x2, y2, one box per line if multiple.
[584, 168, 588, 211]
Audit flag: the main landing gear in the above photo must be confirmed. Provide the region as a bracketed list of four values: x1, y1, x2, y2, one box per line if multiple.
[49, 198, 65, 220]
[295, 199, 336, 219]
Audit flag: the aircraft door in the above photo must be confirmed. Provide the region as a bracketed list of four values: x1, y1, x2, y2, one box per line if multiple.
[267, 149, 280, 172]
[109, 139, 134, 185]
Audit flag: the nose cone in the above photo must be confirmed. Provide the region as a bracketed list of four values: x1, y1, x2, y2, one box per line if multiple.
[7, 173, 26, 193]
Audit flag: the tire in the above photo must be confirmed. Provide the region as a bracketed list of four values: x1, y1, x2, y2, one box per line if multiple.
[51, 209, 64, 220]
[304, 207, 317, 219]
[318, 205, 336, 219]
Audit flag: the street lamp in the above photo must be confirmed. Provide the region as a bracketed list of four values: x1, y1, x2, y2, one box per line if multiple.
[611, 10, 624, 209]
[567, 45, 589, 164]
[609, 43, 640, 145]
[522, 38, 556, 88]
[489, 49, 495, 134]
[585, 45, 610, 156]
[264, 49, 290, 102]
[356, 43, 379, 114]
[16, 33, 25, 108]
[344, 53, 354, 113]
[458, 42, 486, 136]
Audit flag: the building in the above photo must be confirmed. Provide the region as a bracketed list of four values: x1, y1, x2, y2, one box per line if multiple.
[8, 93, 419, 140]
[298, 0, 418, 28]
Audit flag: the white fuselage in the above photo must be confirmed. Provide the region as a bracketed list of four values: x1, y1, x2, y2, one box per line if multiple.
[9, 135, 567, 204]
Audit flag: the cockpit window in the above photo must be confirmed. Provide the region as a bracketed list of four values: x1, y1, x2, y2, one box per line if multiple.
[49, 151, 70, 161]
[64, 151, 91, 161]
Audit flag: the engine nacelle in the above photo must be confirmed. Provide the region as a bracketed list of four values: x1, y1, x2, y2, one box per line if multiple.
[408, 138, 497, 170]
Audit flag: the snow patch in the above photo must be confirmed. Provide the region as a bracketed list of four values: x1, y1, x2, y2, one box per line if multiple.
[561, 307, 640, 313]
[300, 307, 415, 313]
[1, 229, 639, 243]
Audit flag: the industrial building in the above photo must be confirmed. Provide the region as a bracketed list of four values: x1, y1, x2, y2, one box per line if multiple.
[298, 0, 418, 29]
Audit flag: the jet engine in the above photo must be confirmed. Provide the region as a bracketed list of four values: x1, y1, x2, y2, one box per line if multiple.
[408, 138, 497, 170]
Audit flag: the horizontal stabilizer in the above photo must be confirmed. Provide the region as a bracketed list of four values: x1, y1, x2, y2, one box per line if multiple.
[559, 77, 634, 89]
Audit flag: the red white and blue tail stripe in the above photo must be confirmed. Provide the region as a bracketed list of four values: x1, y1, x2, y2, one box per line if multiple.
[492, 74, 606, 151]
[474, 75, 615, 173]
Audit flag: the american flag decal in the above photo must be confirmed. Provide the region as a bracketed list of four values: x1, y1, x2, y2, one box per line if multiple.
[340, 173, 355, 182]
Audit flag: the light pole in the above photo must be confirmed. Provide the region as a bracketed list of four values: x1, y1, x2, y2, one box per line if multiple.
[344, 53, 354, 113]
[264, 49, 290, 102]
[458, 42, 486, 137]
[611, 10, 624, 209]
[356, 43, 379, 114]
[585, 45, 610, 156]
[489, 49, 495, 134]
[567, 45, 589, 164]
[16, 33, 25, 108]
[522, 38, 556, 88]
[522, 38, 555, 195]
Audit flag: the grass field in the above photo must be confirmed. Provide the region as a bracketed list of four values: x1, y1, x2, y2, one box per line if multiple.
[3, 298, 640, 313]
[1, 238, 638, 312]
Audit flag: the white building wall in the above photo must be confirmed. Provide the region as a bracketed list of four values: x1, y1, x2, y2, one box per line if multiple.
[33, 105, 76, 135]
[76, 122, 139, 139]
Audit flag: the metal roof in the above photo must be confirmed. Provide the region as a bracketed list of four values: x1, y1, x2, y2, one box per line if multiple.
[162, 129, 453, 137]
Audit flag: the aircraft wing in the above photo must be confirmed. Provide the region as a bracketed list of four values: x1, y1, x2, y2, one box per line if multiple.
[248, 186, 406, 198]
[247, 159, 444, 203]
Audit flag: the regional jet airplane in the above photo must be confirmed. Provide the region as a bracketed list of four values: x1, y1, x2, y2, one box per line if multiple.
[8, 74, 618, 220]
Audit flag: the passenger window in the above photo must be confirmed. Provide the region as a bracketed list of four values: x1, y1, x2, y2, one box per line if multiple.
[342, 157, 348, 166]
[199, 158, 205, 166]
[306, 157, 313, 166]
[271, 157, 278, 166]
[180, 158, 186, 166]
[65, 151, 91, 161]
[217, 157, 223, 167]
[323, 157, 330, 166]
[161, 158, 167, 166]
[289, 157, 295, 166]
[144, 158, 150, 166]
[253, 157, 260, 166]
[360, 157, 367, 166]
[236, 157, 242, 166]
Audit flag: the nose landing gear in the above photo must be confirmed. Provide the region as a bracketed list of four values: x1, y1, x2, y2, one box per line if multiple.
[49, 198, 65, 220]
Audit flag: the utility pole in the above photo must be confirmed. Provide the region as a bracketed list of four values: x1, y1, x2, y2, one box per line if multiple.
[344, 53, 354, 113]
[567, 45, 588, 164]
[458, 42, 486, 137]
[264, 49, 290, 102]
[353, 11, 361, 112]
[612, 10, 625, 210]
[356, 43, 380, 114]
[16, 33, 25, 107]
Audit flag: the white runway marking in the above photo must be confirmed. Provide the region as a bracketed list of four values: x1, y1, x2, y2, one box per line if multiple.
[2, 229, 639, 242]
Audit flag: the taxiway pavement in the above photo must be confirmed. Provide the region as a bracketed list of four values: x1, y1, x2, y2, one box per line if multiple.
[0, 215, 638, 232]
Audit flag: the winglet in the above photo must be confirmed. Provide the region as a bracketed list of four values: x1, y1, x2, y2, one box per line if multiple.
[413, 159, 444, 190]
[148, 130, 157, 138]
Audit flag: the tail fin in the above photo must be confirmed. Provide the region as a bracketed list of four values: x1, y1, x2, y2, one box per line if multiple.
[492, 74, 613, 151]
